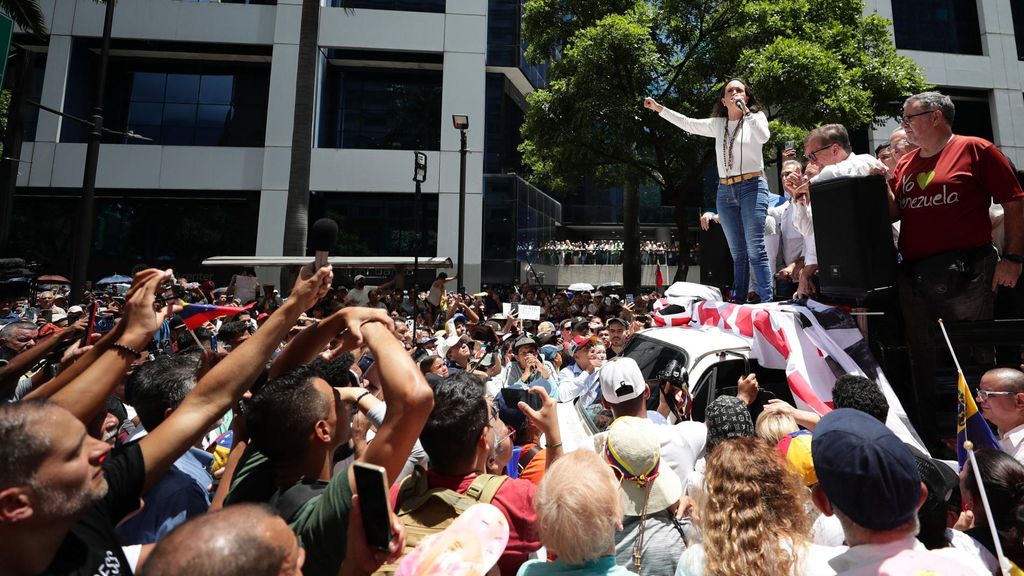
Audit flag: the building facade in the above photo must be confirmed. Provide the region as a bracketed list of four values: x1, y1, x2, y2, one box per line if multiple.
[8, 0, 548, 290]
[867, 0, 1024, 163]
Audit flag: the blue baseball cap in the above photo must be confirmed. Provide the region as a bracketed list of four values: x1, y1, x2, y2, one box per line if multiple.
[811, 409, 922, 531]
[539, 344, 560, 362]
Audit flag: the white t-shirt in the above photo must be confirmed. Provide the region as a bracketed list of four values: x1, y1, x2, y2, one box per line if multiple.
[345, 286, 377, 307]
[676, 539, 844, 576]
[999, 421, 1024, 465]
[827, 535, 990, 576]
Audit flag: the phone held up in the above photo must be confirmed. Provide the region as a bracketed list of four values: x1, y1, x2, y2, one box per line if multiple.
[352, 462, 394, 551]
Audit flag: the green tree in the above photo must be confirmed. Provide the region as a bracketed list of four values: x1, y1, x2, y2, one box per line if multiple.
[0, 0, 47, 37]
[520, 0, 928, 282]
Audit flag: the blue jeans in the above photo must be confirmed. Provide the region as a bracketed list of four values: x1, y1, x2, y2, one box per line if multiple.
[716, 177, 772, 302]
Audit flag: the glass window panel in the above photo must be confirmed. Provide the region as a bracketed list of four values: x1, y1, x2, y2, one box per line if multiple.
[197, 104, 231, 127]
[162, 126, 195, 145]
[199, 75, 233, 105]
[195, 127, 225, 146]
[163, 103, 197, 127]
[165, 74, 201, 103]
[128, 102, 164, 126]
[131, 72, 167, 102]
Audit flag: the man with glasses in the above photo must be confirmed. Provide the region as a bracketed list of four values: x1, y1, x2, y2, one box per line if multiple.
[887, 91, 1024, 452]
[784, 124, 886, 298]
[977, 367, 1024, 464]
[768, 159, 807, 298]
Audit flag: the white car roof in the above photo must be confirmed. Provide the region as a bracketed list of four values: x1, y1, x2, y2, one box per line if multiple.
[636, 325, 751, 361]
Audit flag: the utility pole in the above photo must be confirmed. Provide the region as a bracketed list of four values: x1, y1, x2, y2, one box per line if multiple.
[70, 0, 117, 303]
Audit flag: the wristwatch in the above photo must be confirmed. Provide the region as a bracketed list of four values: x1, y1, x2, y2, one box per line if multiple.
[1003, 253, 1024, 265]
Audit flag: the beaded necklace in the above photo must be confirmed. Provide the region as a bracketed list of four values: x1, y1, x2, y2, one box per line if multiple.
[722, 116, 744, 175]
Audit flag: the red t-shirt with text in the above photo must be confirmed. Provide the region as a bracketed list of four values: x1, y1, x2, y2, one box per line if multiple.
[888, 135, 1023, 262]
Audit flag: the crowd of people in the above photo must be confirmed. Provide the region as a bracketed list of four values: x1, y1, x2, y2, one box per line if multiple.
[532, 241, 679, 266]
[0, 86, 1023, 576]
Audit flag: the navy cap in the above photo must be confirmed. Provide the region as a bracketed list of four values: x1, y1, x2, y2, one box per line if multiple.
[812, 409, 922, 531]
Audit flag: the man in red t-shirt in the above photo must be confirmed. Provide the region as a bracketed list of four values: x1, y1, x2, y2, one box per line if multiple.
[397, 372, 563, 575]
[887, 91, 1024, 450]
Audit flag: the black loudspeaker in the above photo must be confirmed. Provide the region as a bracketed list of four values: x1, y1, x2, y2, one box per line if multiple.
[700, 223, 734, 293]
[809, 175, 897, 299]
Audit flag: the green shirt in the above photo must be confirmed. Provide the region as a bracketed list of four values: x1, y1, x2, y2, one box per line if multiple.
[224, 447, 353, 576]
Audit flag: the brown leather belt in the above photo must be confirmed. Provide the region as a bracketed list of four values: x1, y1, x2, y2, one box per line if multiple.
[719, 171, 763, 185]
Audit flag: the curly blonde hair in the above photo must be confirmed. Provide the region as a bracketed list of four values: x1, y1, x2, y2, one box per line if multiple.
[701, 437, 812, 576]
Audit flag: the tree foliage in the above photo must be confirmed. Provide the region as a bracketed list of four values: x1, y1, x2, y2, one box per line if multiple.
[520, 0, 929, 213]
[0, 0, 48, 37]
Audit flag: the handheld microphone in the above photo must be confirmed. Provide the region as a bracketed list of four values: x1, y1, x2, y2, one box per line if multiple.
[310, 218, 339, 270]
[735, 98, 747, 113]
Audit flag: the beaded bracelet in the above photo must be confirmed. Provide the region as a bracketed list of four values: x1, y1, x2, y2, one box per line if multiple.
[111, 342, 144, 358]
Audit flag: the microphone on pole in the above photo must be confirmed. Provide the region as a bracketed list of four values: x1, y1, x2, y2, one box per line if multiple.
[310, 218, 339, 270]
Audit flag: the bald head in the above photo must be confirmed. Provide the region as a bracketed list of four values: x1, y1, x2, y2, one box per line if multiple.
[139, 505, 304, 576]
[985, 367, 1024, 391]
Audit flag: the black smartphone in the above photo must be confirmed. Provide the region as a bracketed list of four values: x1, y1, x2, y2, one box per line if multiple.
[352, 461, 394, 551]
[500, 387, 544, 412]
[82, 301, 100, 346]
[358, 353, 375, 373]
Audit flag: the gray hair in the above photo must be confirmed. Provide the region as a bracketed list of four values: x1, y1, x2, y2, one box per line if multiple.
[0, 400, 55, 487]
[806, 124, 852, 154]
[0, 321, 38, 341]
[906, 91, 955, 124]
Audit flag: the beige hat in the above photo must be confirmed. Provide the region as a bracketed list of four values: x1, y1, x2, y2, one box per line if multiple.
[605, 416, 682, 516]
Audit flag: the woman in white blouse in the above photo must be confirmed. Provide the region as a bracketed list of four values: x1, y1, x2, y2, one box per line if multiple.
[644, 79, 773, 303]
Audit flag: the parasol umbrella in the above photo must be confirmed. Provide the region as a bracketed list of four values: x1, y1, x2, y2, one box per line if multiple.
[567, 282, 594, 292]
[96, 274, 132, 286]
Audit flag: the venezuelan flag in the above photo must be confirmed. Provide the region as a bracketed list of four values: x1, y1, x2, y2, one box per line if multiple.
[178, 302, 256, 330]
[957, 371, 1001, 469]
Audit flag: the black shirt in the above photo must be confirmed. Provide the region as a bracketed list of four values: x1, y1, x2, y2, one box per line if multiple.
[42, 442, 145, 575]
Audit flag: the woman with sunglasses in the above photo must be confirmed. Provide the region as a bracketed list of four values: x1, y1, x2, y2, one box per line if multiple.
[645, 79, 773, 303]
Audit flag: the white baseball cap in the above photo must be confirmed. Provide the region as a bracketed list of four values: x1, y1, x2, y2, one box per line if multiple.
[599, 357, 647, 404]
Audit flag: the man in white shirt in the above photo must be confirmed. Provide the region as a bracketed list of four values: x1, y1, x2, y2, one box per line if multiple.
[811, 409, 990, 575]
[977, 367, 1024, 464]
[344, 274, 395, 307]
[786, 124, 886, 298]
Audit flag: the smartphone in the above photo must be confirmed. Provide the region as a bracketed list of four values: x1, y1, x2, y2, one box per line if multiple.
[784, 140, 795, 151]
[82, 302, 100, 346]
[352, 462, 394, 550]
[358, 353, 375, 373]
[209, 333, 219, 353]
[500, 387, 544, 412]
[626, 294, 635, 305]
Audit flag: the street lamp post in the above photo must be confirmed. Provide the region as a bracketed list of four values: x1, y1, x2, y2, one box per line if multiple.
[452, 114, 468, 293]
[412, 151, 427, 339]
[71, 0, 117, 304]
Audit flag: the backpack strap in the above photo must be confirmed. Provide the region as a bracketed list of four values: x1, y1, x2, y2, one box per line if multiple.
[269, 480, 328, 523]
[517, 446, 542, 474]
[465, 473, 508, 504]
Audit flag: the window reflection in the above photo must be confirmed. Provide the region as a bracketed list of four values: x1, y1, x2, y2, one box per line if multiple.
[319, 67, 442, 150]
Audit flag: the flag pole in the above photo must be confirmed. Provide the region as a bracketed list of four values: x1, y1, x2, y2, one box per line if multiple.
[964, 440, 1012, 576]
[941, 319, 1011, 576]
[187, 327, 204, 350]
[937, 319, 963, 375]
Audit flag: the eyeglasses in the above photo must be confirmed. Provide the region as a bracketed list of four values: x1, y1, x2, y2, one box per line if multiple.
[804, 143, 834, 163]
[978, 389, 1016, 400]
[901, 109, 934, 125]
